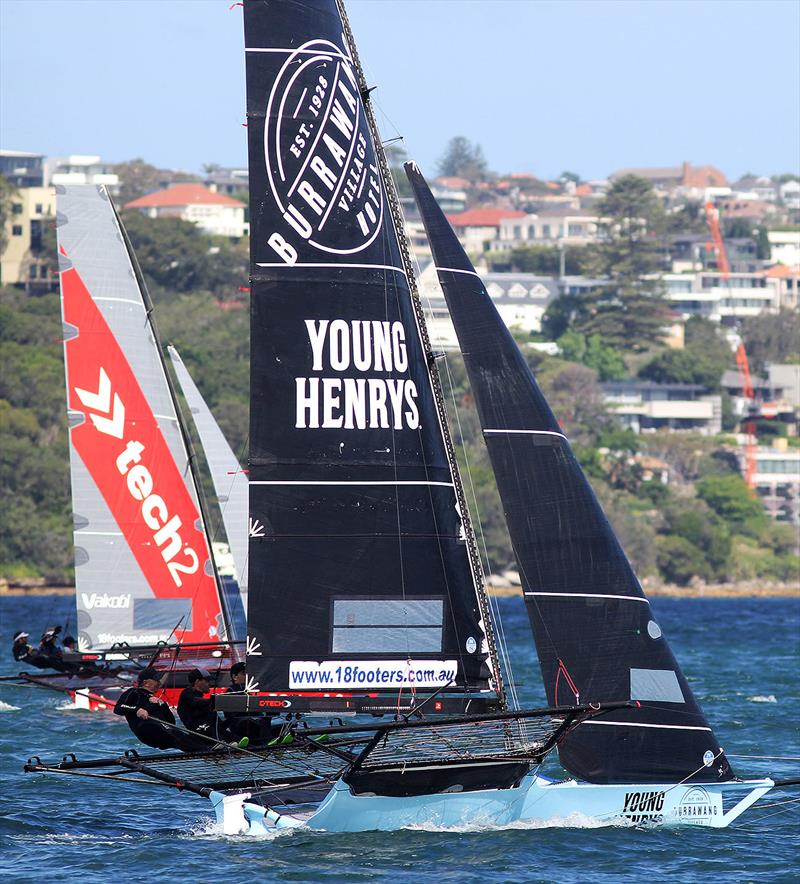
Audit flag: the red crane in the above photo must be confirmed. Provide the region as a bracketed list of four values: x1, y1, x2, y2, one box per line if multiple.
[705, 201, 730, 279]
[735, 342, 757, 488]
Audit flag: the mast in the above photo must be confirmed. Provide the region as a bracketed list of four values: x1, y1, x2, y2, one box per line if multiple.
[335, 0, 505, 706]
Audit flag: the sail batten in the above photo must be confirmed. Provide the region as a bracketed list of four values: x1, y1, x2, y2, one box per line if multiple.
[407, 163, 734, 784]
[242, 0, 500, 703]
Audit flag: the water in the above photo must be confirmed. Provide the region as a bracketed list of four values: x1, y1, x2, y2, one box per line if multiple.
[1, 594, 798, 882]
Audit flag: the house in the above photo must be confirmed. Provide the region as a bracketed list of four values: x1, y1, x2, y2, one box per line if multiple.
[494, 207, 600, 250]
[46, 155, 120, 194]
[610, 161, 728, 200]
[602, 381, 722, 435]
[125, 184, 248, 238]
[663, 270, 784, 323]
[768, 230, 800, 267]
[204, 167, 249, 197]
[764, 265, 800, 310]
[748, 441, 800, 526]
[0, 185, 57, 290]
[0, 150, 45, 187]
[417, 262, 558, 348]
[444, 207, 526, 253]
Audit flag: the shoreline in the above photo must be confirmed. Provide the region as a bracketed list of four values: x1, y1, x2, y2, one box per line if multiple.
[1, 583, 797, 599]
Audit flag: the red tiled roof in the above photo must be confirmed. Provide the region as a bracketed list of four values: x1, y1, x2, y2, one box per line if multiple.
[446, 208, 526, 227]
[125, 183, 245, 209]
[765, 264, 800, 278]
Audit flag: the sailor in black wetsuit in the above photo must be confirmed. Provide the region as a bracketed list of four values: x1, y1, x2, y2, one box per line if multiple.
[113, 668, 182, 750]
[12, 631, 50, 670]
[37, 626, 71, 673]
[223, 662, 275, 744]
[177, 668, 237, 747]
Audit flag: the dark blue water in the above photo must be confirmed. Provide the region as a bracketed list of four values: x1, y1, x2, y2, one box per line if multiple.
[1, 595, 798, 882]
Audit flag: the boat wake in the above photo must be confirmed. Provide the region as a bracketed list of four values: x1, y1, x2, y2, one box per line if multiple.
[0, 700, 21, 712]
[748, 695, 778, 703]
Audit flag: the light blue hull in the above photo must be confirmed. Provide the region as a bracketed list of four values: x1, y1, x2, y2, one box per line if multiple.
[211, 773, 773, 835]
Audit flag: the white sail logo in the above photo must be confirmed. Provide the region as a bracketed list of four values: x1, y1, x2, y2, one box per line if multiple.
[74, 367, 125, 438]
[80, 592, 131, 610]
[263, 39, 383, 265]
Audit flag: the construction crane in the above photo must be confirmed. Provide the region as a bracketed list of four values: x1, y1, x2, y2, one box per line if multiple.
[704, 201, 730, 279]
[735, 342, 757, 488]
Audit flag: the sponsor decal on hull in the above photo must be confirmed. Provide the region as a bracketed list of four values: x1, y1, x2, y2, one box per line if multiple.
[622, 789, 665, 825]
[60, 255, 222, 644]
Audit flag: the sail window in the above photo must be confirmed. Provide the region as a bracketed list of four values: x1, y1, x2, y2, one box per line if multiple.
[630, 668, 685, 704]
[133, 598, 192, 631]
[332, 599, 444, 653]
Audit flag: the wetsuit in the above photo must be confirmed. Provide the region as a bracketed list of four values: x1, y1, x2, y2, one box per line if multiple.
[114, 686, 179, 750]
[177, 686, 235, 746]
[37, 638, 73, 673]
[12, 642, 50, 670]
[223, 682, 275, 743]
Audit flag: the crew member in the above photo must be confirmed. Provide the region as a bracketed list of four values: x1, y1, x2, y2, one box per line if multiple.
[113, 667, 183, 750]
[38, 626, 69, 672]
[12, 631, 49, 669]
[61, 635, 110, 677]
[223, 662, 275, 744]
[177, 668, 238, 748]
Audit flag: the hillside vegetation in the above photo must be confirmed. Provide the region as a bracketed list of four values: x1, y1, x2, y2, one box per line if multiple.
[0, 210, 797, 587]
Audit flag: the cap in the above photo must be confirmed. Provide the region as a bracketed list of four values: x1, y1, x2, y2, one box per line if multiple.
[13, 631, 29, 642]
[230, 662, 246, 677]
[137, 667, 162, 684]
[63, 635, 77, 646]
[187, 667, 211, 683]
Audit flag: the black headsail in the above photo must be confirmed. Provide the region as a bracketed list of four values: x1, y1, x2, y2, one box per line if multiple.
[242, 0, 501, 710]
[406, 164, 734, 784]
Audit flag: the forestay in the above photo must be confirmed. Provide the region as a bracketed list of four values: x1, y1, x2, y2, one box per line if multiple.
[57, 186, 230, 648]
[243, 0, 498, 701]
[406, 163, 734, 785]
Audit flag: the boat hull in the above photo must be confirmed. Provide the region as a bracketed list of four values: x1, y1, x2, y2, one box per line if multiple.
[212, 774, 774, 835]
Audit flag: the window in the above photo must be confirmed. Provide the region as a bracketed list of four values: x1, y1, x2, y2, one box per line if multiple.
[35, 203, 43, 214]
[527, 225, 536, 239]
[542, 224, 551, 238]
[11, 224, 23, 236]
[331, 598, 444, 653]
[11, 203, 22, 215]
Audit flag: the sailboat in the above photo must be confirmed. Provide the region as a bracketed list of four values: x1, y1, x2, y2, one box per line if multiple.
[24, 0, 786, 830]
[13, 185, 246, 711]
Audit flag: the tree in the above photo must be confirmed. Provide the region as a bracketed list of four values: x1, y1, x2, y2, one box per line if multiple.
[559, 171, 581, 185]
[723, 218, 753, 239]
[570, 176, 671, 350]
[113, 158, 198, 204]
[436, 137, 490, 181]
[384, 142, 413, 199]
[557, 331, 626, 381]
[741, 309, 800, 372]
[656, 535, 709, 585]
[696, 473, 765, 530]
[755, 226, 771, 261]
[0, 175, 18, 256]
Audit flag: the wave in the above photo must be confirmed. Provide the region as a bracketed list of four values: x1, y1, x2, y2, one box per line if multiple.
[748, 695, 778, 703]
[404, 811, 617, 833]
[0, 700, 21, 712]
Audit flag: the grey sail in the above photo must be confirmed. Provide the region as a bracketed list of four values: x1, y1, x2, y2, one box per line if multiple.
[57, 185, 230, 648]
[169, 344, 248, 637]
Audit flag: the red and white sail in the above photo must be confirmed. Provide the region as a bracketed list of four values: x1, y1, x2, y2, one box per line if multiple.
[57, 185, 226, 649]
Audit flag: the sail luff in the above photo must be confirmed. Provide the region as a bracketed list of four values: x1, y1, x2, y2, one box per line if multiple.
[407, 163, 734, 784]
[333, 0, 505, 705]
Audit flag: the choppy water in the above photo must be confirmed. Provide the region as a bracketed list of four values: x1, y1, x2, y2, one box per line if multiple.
[1, 594, 798, 883]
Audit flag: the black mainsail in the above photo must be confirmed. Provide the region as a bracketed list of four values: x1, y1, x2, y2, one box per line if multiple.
[406, 163, 734, 784]
[243, 0, 500, 708]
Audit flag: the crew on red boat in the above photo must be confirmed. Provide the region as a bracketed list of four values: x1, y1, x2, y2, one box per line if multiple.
[12, 631, 50, 670]
[222, 662, 276, 744]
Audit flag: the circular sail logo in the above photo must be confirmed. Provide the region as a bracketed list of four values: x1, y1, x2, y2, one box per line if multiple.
[264, 39, 384, 264]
